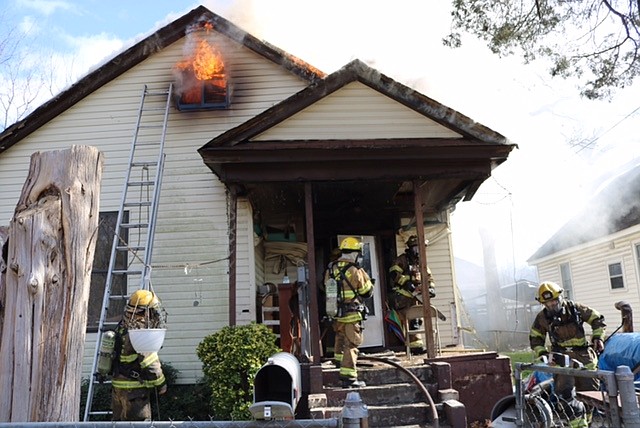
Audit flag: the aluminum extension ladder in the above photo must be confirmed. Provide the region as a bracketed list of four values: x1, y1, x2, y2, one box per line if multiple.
[83, 83, 172, 421]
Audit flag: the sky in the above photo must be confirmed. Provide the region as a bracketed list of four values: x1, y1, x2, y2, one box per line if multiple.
[2, 0, 640, 285]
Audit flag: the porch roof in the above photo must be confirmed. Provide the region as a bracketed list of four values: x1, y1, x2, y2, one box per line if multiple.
[198, 60, 517, 225]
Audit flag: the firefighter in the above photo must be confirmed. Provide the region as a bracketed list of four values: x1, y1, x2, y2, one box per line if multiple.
[324, 236, 374, 388]
[111, 290, 167, 421]
[529, 281, 606, 428]
[388, 235, 435, 354]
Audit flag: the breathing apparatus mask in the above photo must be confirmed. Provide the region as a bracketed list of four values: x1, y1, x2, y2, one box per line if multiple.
[544, 296, 564, 315]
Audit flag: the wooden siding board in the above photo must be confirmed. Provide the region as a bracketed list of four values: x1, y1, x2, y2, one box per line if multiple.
[254, 82, 462, 141]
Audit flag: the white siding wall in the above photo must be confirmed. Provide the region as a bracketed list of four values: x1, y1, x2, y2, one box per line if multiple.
[0, 34, 309, 383]
[396, 216, 460, 349]
[236, 197, 256, 324]
[255, 82, 462, 141]
[533, 225, 640, 335]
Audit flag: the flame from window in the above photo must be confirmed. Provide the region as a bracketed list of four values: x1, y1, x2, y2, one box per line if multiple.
[175, 38, 225, 81]
[174, 21, 228, 107]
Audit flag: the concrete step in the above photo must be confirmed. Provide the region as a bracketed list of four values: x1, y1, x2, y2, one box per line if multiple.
[322, 382, 425, 407]
[322, 363, 438, 387]
[311, 402, 435, 428]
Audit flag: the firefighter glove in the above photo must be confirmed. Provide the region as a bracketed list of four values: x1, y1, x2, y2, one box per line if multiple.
[405, 281, 418, 293]
[592, 338, 604, 354]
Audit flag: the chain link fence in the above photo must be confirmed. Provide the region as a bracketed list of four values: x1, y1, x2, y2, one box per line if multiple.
[0, 419, 339, 428]
[509, 361, 640, 427]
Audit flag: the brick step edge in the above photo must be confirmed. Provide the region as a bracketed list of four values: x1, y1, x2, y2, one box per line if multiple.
[310, 402, 436, 427]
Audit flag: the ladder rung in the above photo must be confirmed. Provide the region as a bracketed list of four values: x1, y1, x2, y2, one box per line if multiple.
[120, 223, 148, 229]
[146, 89, 170, 96]
[139, 124, 164, 129]
[102, 320, 120, 327]
[89, 411, 113, 416]
[127, 181, 155, 187]
[262, 307, 279, 313]
[263, 320, 280, 326]
[134, 141, 162, 147]
[117, 245, 145, 251]
[112, 269, 143, 275]
[131, 161, 158, 167]
[142, 107, 166, 112]
[123, 201, 152, 207]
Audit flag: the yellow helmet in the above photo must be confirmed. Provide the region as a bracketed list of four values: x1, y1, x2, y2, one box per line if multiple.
[536, 281, 563, 303]
[339, 236, 362, 252]
[128, 290, 160, 308]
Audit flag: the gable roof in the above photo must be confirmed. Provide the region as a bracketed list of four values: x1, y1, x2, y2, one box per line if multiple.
[197, 59, 516, 231]
[198, 59, 516, 205]
[201, 59, 509, 149]
[0, 5, 324, 154]
[528, 165, 640, 262]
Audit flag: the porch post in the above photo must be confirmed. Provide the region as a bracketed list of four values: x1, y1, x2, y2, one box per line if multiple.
[304, 182, 322, 362]
[413, 180, 436, 358]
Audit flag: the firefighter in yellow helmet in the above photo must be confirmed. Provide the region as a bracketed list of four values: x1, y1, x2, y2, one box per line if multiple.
[111, 290, 167, 421]
[388, 235, 435, 354]
[529, 281, 605, 428]
[324, 237, 374, 388]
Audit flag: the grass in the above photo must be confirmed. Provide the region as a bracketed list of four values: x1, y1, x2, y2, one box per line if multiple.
[500, 350, 536, 384]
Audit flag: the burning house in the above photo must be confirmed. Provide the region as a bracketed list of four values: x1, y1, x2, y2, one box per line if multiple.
[0, 5, 516, 424]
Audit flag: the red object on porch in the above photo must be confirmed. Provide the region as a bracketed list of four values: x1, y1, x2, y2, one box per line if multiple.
[278, 283, 295, 353]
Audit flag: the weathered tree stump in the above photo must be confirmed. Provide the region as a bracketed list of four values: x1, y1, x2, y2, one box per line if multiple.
[0, 145, 103, 422]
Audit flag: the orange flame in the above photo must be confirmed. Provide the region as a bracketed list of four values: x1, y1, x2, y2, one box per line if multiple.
[175, 36, 225, 81]
[192, 39, 224, 80]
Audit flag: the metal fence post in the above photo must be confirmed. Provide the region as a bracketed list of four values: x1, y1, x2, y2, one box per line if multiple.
[616, 365, 640, 427]
[514, 364, 525, 427]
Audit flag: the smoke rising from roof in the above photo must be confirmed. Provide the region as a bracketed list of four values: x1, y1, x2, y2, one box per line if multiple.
[209, 0, 640, 275]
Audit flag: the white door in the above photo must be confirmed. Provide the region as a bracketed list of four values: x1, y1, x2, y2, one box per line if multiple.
[338, 235, 384, 348]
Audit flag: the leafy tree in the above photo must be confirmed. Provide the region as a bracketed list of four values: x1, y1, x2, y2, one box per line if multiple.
[0, 9, 64, 131]
[445, 0, 640, 99]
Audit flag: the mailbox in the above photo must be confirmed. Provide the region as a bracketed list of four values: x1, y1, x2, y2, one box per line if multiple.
[249, 352, 301, 420]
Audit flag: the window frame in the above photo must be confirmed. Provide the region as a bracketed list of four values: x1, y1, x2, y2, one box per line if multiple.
[607, 259, 625, 291]
[87, 211, 128, 332]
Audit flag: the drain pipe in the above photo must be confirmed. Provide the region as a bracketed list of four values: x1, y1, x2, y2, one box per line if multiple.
[359, 355, 439, 428]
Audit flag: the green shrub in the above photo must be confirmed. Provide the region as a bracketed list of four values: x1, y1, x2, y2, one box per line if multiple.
[196, 323, 280, 420]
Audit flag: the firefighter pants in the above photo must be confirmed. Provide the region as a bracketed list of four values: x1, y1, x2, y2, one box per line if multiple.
[112, 387, 152, 421]
[333, 320, 363, 380]
[553, 347, 599, 427]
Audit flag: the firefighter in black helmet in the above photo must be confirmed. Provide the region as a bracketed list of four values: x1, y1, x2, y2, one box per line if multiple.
[389, 235, 435, 354]
[530, 281, 605, 428]
[111, 290, 167, 421]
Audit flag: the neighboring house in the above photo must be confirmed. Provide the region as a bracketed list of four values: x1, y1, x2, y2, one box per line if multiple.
[0, 6, 515, 388]
[528, 165, 640, 332]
